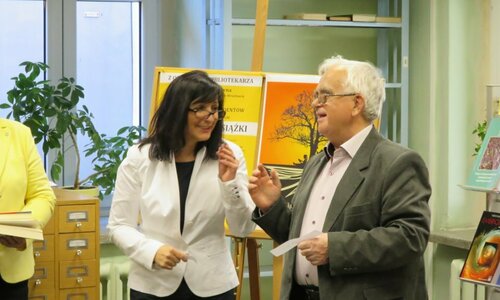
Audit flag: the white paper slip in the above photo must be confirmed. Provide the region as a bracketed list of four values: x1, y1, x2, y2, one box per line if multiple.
[270, 230, 322, 257]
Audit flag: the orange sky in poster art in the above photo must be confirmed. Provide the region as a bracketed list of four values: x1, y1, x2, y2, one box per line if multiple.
[260, 81, 318, 165]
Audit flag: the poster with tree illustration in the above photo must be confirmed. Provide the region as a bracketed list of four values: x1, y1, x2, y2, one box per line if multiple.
[257, 73, 326, 202]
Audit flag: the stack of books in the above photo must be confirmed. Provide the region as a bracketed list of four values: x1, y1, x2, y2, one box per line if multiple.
[283, 13, 402, 23]
[0, 211, 43, 240]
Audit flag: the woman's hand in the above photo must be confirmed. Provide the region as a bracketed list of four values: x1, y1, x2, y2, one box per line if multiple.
[153, 245, 188, 270]
[0, 235, 27, 251]
[217, 143, 239, 182]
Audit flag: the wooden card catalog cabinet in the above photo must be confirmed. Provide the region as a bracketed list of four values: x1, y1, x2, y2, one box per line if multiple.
[29, 188, 100, 300]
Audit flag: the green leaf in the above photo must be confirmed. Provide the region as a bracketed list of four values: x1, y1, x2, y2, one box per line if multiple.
[2, 61, 148, 198]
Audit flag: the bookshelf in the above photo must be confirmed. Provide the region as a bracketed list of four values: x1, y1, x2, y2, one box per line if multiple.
[229, 0, 409, 145]
[454, 86, 500, 297]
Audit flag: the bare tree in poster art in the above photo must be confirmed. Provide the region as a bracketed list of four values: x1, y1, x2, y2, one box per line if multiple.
[271, 90, 327, 165]
[267, 90, 328, 201]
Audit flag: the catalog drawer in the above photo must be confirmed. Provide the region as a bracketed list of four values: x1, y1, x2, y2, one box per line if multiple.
[33, 235, 55, 262]
[59, 287, 95, 300]
[58, 232, 96, 260]
[29, 261, 55, 290]
[28, 289, 56, 300]
[59, 259, 97, 289]
[58, 205, 96, 233]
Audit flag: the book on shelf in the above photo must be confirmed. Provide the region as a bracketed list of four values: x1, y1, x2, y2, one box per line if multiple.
[327, 14, 376, 22]
[375, 16, 402, 23]
[462, 117, 500, 193]
[283, 13, 327, 21]
[460, 210, 500, 286]
[327, 15, 351, 21]
[0, 211, 43, 240]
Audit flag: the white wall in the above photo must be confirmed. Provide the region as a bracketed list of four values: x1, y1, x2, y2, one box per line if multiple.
[409, 0, 495, 299]
[491, 0, 500, 84]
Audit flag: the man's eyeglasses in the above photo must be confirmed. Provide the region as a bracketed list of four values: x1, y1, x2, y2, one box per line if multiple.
[312, 92, 357, 105]
[188, 108, 226, 120]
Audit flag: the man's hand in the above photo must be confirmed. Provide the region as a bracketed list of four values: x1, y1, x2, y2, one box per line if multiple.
[0, 235, 27, 251]
[248, 164, 282, 213]
[154, 245, 188, 270]
[297, 233, 329, 266]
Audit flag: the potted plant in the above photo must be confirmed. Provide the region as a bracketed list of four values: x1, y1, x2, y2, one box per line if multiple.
[0, 61, 146, 199]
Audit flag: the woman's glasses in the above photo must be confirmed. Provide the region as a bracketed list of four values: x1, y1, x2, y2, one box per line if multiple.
[189, 108, 226, 120]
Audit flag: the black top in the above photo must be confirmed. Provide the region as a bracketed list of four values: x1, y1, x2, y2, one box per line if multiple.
[175, 161, 195, 234]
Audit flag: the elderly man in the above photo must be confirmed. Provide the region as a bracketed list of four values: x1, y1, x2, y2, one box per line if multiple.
[249, 56, 431, 300]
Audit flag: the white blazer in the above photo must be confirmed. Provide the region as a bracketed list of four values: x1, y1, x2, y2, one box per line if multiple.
[107, 140, 255, 297]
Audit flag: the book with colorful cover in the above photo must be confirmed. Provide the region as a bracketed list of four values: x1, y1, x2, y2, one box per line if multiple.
[462, 117, 500, 193]
[0, 211, 43, 240]
[460, 211, 500, 286]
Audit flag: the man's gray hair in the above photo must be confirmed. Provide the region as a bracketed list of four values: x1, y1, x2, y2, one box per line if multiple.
[318, 55, 386, 121]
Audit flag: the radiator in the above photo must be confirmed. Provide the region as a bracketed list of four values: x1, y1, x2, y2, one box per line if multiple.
[100, 257, 131, 300]
[448, 259, 500, 300]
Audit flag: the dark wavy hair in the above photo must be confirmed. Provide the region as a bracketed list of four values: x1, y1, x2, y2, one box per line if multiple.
[140, 70, 224, 161]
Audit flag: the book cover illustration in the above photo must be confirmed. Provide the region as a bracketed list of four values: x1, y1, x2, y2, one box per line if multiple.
[460, 211, 500, 284]
[464, 117, 500, 192]
[257, 74, 324, 202]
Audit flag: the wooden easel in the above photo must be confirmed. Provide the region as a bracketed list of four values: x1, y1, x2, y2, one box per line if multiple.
[225, 226, 283, 300]
[225, 2, 284, 300]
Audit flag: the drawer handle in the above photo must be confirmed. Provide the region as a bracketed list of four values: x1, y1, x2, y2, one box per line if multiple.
[76, 222, 82, 228]
[34, 251, 40, 257]
[35, 279, 42, 286]
[76, 249, 82, 256]
[76, 277, 83, 284]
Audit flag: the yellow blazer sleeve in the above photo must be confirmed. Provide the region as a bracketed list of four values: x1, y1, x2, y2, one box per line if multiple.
[19, 125, 56, 228]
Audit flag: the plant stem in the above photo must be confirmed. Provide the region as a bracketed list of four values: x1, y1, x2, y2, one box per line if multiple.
[68, 129, 81, 189]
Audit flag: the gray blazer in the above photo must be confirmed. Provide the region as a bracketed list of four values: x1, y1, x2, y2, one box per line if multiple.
[254, 128, 431, 300]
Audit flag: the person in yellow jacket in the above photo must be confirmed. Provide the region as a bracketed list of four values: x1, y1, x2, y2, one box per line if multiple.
[0, 118, 55, 299]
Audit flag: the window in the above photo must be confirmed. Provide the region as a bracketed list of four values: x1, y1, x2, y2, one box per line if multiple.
[0, 0, 224, 217]
[0, 1, 45, 110]
[76, 1, 141, 212]
[0, 0, 45, 155]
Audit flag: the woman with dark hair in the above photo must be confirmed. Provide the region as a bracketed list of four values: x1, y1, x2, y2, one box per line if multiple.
[108, 70, 255, 300]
